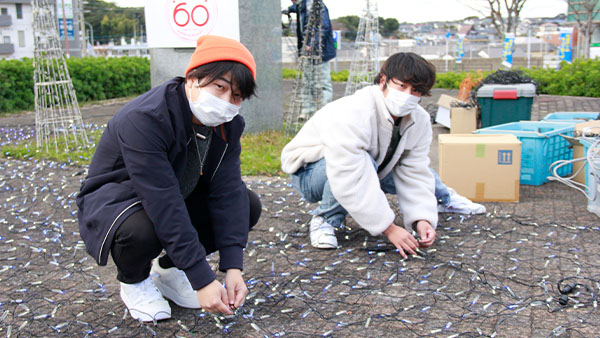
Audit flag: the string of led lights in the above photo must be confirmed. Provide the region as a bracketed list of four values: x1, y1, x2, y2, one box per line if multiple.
[0, 125, 599, 337]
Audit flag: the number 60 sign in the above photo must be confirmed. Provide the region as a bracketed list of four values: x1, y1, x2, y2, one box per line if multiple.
[168, 0, 219, 40]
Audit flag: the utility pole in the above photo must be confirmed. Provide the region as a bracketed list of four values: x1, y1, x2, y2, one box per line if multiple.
[527, 25, 531, 69]
[60, 0, 69, 57]
[85, 22, 94, 46]
[78, 0, 85, 56]
[445, 34, 449, 72]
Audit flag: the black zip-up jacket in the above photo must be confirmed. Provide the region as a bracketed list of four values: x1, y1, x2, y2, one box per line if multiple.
[76, 77, 250, 290]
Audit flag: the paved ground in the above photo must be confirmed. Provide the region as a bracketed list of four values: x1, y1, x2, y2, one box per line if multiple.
[0, 81, 600, 337]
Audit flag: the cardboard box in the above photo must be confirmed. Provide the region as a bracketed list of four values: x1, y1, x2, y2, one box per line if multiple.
[450, 106, 478, 134]
[575, 120, 600, 137]
[435, 94, 477, 134]
[435, 94, 453, 128]
[439, 134, 522, 202]
[562, 135, 586, 184]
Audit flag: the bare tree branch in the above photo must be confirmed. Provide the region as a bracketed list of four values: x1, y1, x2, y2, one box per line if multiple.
[456, 0, 489, 17]
[566, 0, 600, 58]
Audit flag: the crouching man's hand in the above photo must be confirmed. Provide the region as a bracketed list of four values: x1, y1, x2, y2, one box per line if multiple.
[196, 280, 233, 315]
[224, 269, 248, 310]
[383, 223, 419, 259]
[415, 220, 436, 247]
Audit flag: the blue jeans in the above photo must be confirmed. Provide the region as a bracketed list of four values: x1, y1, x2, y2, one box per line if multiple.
[291, 158, 450, 226]
[300, 60, 333, 116]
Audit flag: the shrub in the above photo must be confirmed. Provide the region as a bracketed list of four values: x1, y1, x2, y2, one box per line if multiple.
[0, 56, 150, 113]
[523, 59, 600, 97]
[434, 70, 492, 90]
[330, 69, 348, 82]
[0, 58, 34, 112]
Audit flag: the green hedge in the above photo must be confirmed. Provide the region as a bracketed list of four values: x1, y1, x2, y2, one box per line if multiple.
[3, 58, 599, 114]
[434, 60, 600, 97]
[283, 60, 600, 98]
[0, 57, 150, 113]
[68, 57, 150, 101]
[523, 59, 600, 97]
[0, 58, 34, 112]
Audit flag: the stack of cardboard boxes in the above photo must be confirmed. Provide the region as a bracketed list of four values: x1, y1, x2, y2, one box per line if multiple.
[435, 94, 478, 134]
[436, 94, 522, 202]
[436, 94, 599, 204]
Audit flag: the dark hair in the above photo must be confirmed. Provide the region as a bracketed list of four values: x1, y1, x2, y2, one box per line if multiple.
[186, 61, 256, 100]
[373, 52, 436, 96]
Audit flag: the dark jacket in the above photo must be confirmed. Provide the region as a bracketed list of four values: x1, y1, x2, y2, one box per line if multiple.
[289, 0, 336, 63]
[76, 77, 249, 290]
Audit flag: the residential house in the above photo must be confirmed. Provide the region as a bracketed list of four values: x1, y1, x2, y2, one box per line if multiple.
[0, 0, 82, 59]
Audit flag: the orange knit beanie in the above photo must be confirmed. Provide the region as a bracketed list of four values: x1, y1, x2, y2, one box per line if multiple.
[185, 35, 256, 79]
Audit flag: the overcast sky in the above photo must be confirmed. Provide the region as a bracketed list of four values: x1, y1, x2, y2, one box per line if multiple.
[108, 0, 568, 24]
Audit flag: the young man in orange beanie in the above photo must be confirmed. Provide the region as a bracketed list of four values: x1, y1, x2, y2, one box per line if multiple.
[77, 35, 261, 322]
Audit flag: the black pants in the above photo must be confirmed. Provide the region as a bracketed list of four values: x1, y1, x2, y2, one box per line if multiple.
[111, 188, 261, 284]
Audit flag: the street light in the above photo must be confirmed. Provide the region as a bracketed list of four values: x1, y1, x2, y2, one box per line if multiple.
[85, 22, 94, 46]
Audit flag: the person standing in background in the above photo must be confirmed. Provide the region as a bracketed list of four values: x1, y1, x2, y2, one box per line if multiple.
[286, 0, 336, 120]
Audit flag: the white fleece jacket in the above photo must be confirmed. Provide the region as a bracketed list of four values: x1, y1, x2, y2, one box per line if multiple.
[281, 85, 438, 235]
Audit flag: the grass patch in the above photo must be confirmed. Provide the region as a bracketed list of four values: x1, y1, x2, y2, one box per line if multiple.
[2, 128, 291, 176]
[240, 129, 291, 176]
[1, 129, 103, 165]
[283, 67, 349, 82]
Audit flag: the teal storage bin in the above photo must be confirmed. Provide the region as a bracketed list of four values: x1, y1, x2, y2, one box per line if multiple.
[542, 112, 600, 123]
[475, 121, 574, 185]
[477, 83, 536, 128]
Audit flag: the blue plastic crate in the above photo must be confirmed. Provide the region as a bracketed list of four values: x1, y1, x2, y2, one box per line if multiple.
[475, 121, 574, 185]
[541, 112, 600, 123]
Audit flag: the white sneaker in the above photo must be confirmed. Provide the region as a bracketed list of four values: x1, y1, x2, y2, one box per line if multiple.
[120, 276, 171, 322]
[151, 259, 201, 309]
[309, 216, 338, 249]
[438, 188, 486, 215]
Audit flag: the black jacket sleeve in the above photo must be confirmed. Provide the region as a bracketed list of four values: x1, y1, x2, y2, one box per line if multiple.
[208, 119, 250, 273]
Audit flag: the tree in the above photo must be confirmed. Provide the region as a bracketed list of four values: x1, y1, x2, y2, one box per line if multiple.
[333, 15, 360, 41]
[335, 16, 400, 40]
[379, 17, 399, 37]
[460, 0, 528, 38]
[83, 0, 145, 45]
[486, 0, 527, 38]
[566, 0, 600, 59]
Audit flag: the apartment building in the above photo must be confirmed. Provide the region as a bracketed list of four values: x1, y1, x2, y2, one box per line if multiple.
[0, 0, 82, 59]
[0, 0, 34, 59]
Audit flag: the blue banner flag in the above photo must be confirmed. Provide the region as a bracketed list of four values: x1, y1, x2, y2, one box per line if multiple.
[456, 35, 465, 63]
[558, 28, 573, 63]
[502, 33, 515, 68]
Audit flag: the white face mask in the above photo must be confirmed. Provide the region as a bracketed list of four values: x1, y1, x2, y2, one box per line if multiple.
[188, 89, 240, 127]
[384, 86, 420, 117]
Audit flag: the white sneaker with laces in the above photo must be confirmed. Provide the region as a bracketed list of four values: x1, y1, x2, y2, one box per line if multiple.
[151, 259, 201, 309]
[309, 216, 338, 249]
[438, 188, 486, 215]
[120, 276, 171, 322]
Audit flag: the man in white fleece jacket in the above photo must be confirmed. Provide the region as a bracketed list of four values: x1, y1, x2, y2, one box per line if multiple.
[281, 52, 438, 258]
